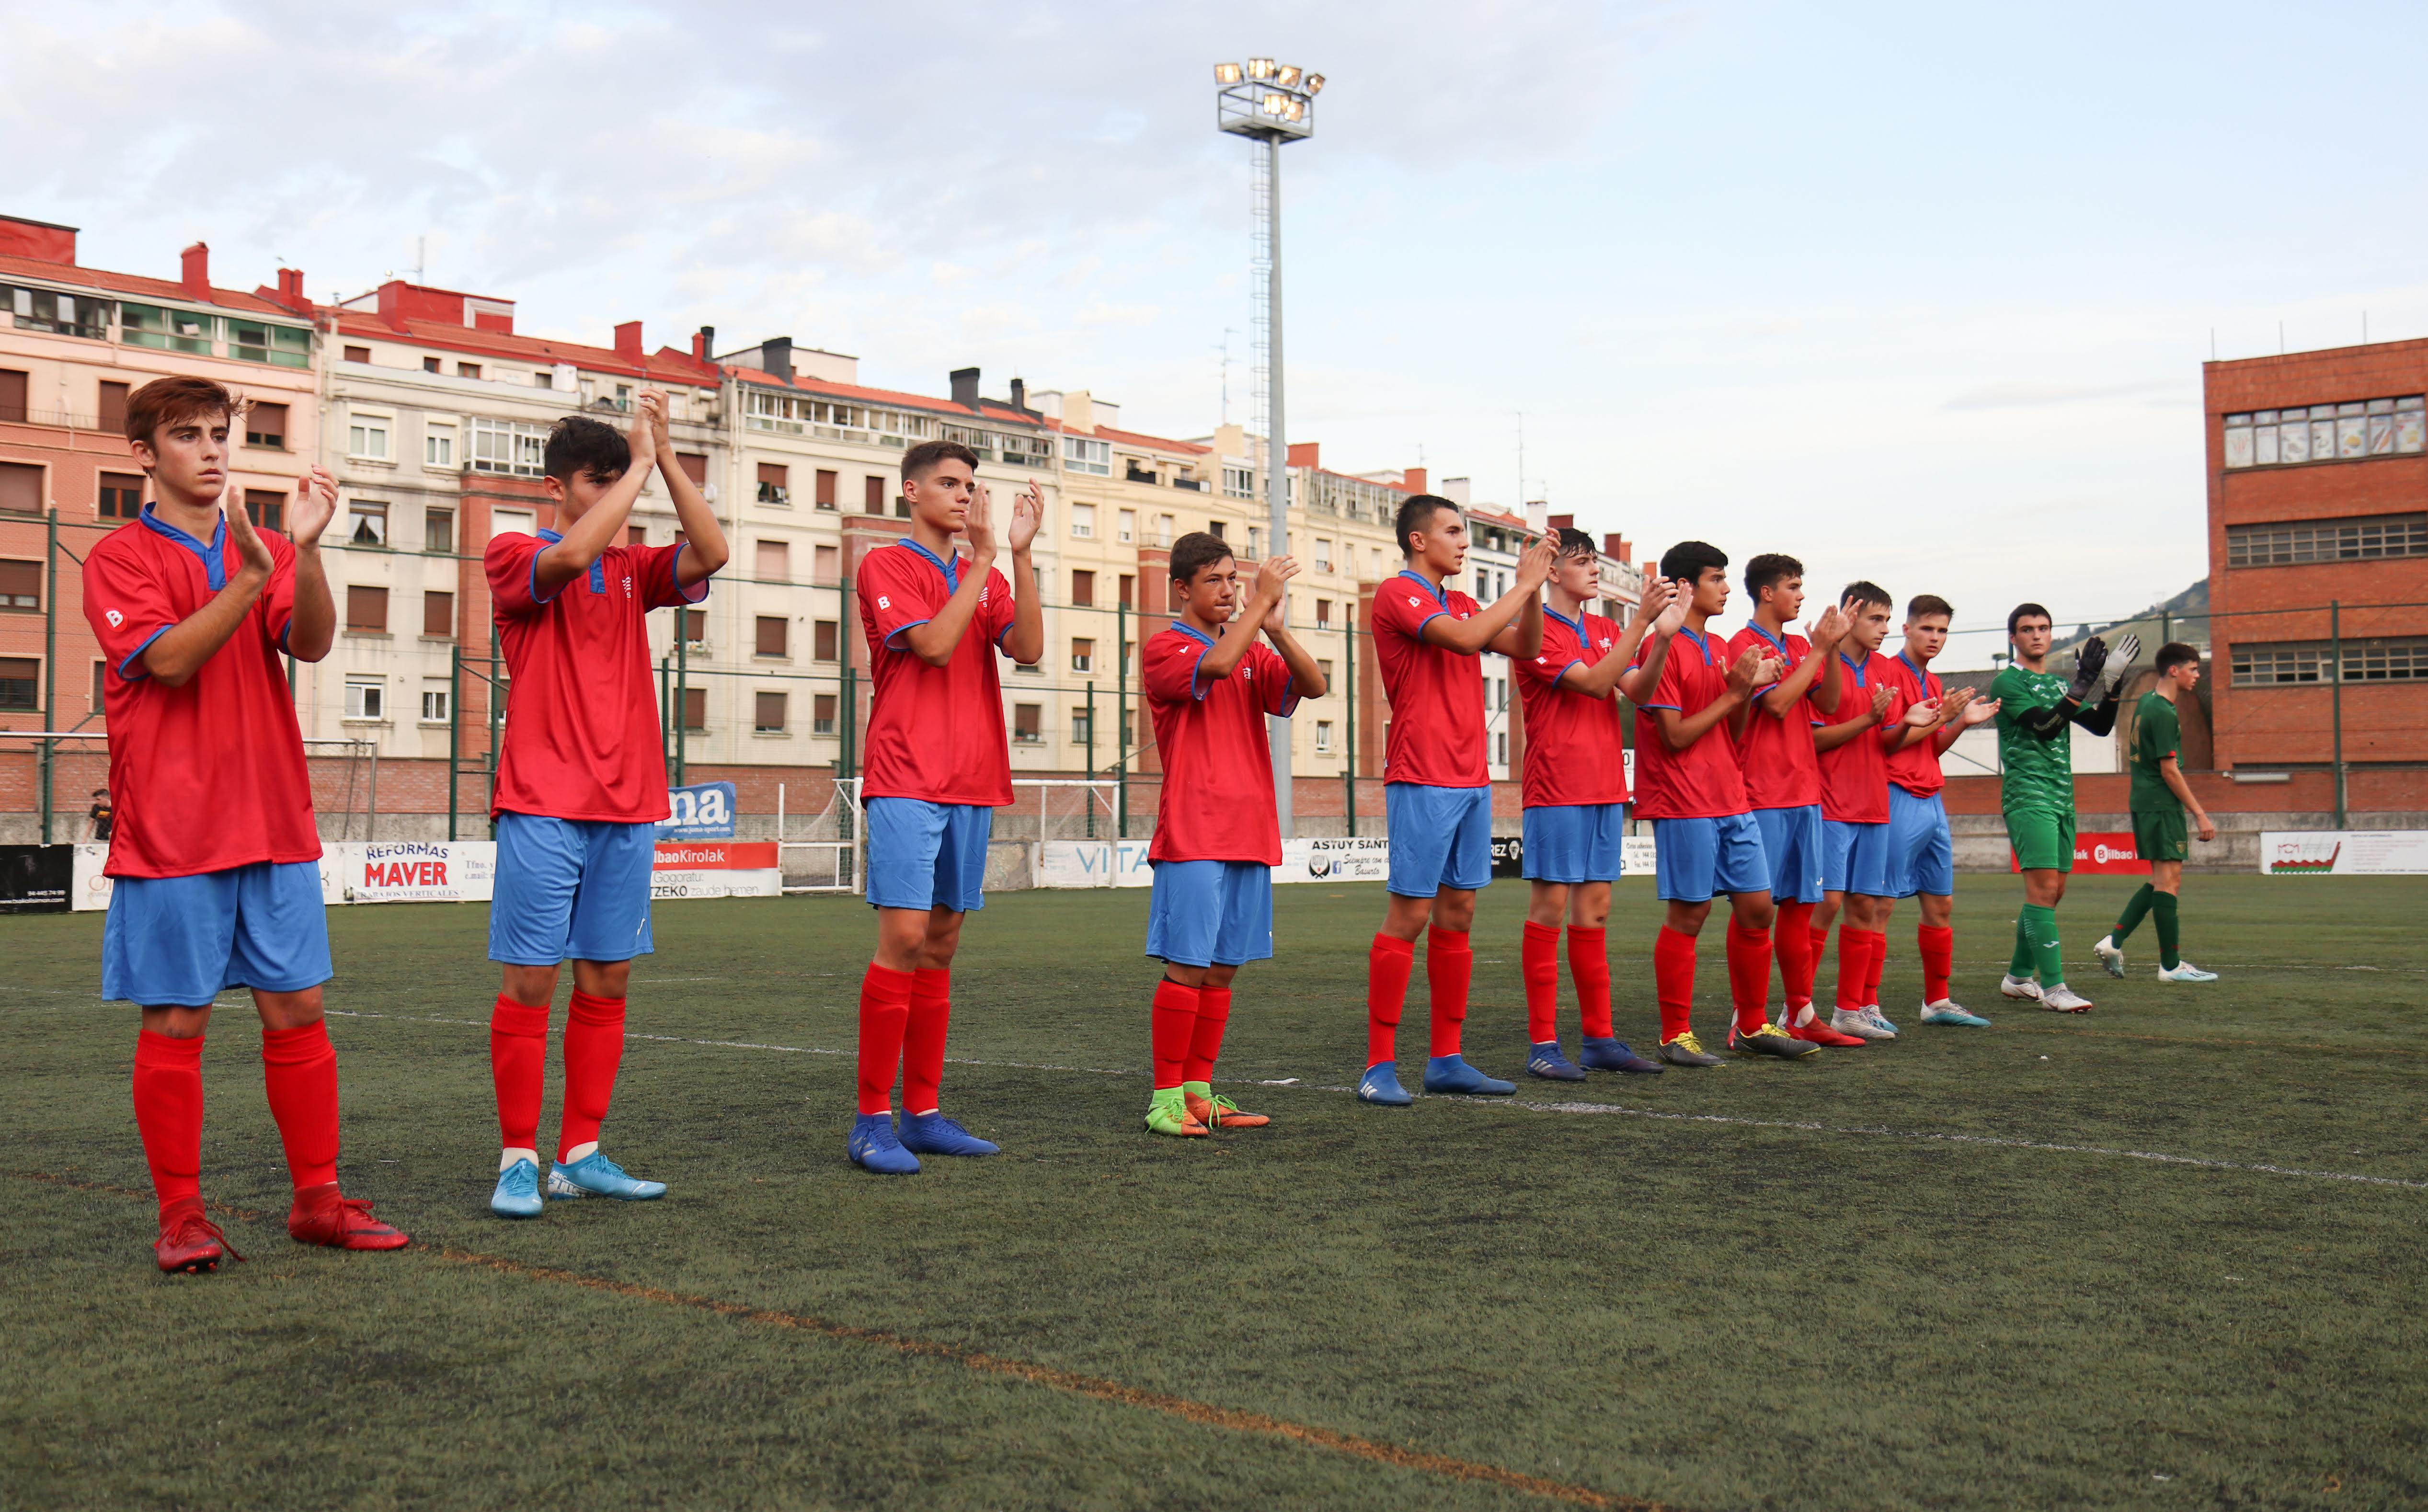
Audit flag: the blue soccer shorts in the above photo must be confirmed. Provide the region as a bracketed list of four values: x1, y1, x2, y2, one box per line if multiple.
[866, 798, 992, 914]
[1823, 818, 1896, 898]
[1385, 783, 1493, 897]
[1889, 785, 1956, 898]
[1145, 859, 1274, 968]
[1651, 813, 1770, 904]
[103, 859, 332, 1007]
[1751, 803, 1826, 905]
[490, 813, 657, 966]
[1521, 802, 1626, 884]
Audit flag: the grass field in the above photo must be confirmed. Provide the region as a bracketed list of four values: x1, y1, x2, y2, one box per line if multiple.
[3, 873, 2424, 1511]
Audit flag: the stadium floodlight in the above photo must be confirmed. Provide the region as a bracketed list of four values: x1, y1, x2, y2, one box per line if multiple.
[1214, 56, 1324, 836]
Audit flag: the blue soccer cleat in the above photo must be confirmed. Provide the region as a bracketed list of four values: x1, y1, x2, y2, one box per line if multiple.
[899, 1111, 999, 1157]
[490, 1157, 544, 1219]
[848, 1112, 921, 1174]
[1919, 997, 1994, 1028]
[1525, 1041, 1586, 1081]
[1580, 1036, 1666, 1074]
[1423, 1054, 1516, 1096]
[1357, 1062, 1413, 1106]
[549, 1151, 666, 1201]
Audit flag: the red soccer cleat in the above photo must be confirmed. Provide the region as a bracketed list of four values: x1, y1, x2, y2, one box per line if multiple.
[287, 1182, 411, 1251]
[155, 1196, 242, 1274]
[1788, 1018, 1869, 1047]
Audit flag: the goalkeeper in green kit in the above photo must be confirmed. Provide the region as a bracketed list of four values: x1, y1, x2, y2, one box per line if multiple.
[1991, 605, 2134, 1012]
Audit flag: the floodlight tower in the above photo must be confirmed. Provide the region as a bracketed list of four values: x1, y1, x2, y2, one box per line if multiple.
[1214, 56, 1323, 836]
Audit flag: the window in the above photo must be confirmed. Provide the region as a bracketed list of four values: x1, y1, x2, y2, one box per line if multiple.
[2231, 637, 2428, 686]
[1315, 538, 1333, 571]
[91, 659, 105, 711]
[346, 585, 389, 631]
[1013, 704, 1042, 742]
[1495, 731, 1509, 766]
[1065, 436, 1111, 475]
[344, 344, 371, 364]
[814, 470, 837, 509]
[424, 356, 441, 374]
[755, 691, 788, 733]
[424, 590, 454, 638]
[227, 320, 310, 368]
[425, 509, 455, 554]
[2227, 514, 2427, 567]
[1315, 598, 1332, 629]
[344, 676, 386, 720]
[1071, 570, 1095, 607]
[745, 388, 804, 433]
[677, 452, 707, 487]
[868, 476, 890, 514]
[245, 402, 288, 449]
[813, 693, 837, 736]
[745, 541, 784, 583]
[347, 501, 388, 546]
[0, 462, 39, 514]
[0, 657, 40, 710]
[814, 544, 839, 583]
[684, 609, 705, 643]
[1316, 720, 1334, 753]
[119, 302, 212, 355]
[1246, 525, 1264, 558]
[0, 368, 22, 423]
[97, 381, 128, 434]
[98, 472, 144, 519]
[1156, 514, 1174, 547]
[421, 684, 450, 723]
[1223, 465, 1255, 499]
[627, 526, 647, 546]
[1120, 708, 1133, 747]
[807, 620, 837, 661]
[756, 616, 789, 657]
[424, 423, 457, 469]
[0, 559, 40, 611]
[348, 412, 390, 460]
[492, 507, 536, 538]
[1072, 638, 1095, 673]
[533, 371, 552, 390]
[1208, 520, 1226, 541]
[1071, 503, 1095, 539]
[457, 362, 481, 379]
[5, 285, 109, 341]
[1072, 706, 1093, 746]
[2224, 396, 2427, 468]
[1119, 574, 1134, 609]
[1318, 658, 1334, 685]
[1369, 547, 1384, 579]
[244, 490, 284, 533]
[1118, 509, 1135, 543]
[1495, 676, 1509, 711]
[682, 687, 707, 730]
[470, 418, 548, 477]
[757, 462, 790, 505]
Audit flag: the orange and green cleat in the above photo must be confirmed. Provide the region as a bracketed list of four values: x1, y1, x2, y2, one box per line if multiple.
[1184, 1082, 1270, 1129]
[155, 1196, 241, 1274]
[1145, 1087, 1209, 1137]
[287, 1182, 410, 1251]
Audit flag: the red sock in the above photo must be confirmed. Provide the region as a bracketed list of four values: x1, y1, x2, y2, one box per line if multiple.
[1426, 926, 1472, 1058]
[856, 963, 913, 1116]
[1365, 934, 1414, 1066]
[557, 991, 626, 1162]
[1151, 978, 1201, 1089]
[1864, 926, 1887, 1004]
[1185, 985, 1231, 1085]
[489, 994, 550, 1151]
[1520, 920, 1560, 1042]
[132, 1030, 204, 1219]
[1653, 926, 1696, 1041]
[1833, 923, 1867, 1010]
[1918, 924, 1954, 1004]
[1725, 919, 1774, 1035]
[1810, 923, 1832, 982]
[1566, 926, 1613, 1039]
[260, 1020, 340, 1191]
[1775, 901, 1817, 1012]
[903, 967, 951, 1116]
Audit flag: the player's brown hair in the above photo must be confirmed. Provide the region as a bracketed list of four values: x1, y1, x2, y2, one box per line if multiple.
[1554, 526, 1597, 560]
[1394, 494, 1459, 555]
[2007, 601, 2052, 637]
[1168, 530, 1234, 586]
[542, 414, 629, 483]
[1841, 580, 1892, 613]
[1907, 594, 1953, 620]
[902, 438, 978, 484]
[1745, 553, 1801, 596]
[124, 375, 238, 447]
[2155, 641, 2200, 673]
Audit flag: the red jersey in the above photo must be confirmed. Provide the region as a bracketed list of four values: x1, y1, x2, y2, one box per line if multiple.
[1372, 570, 1487, 788]
[1726, 623, 1824, 811]
[857, 538, 1018, 807]
[1514, 608, 1629, 808]
[1143, 623, 1301, 864]
[1630, 625, 1752, 820]
[1816, 650, 1903, 824]
[1882, 651, 1946, 796]
[82, 507, 319, 879]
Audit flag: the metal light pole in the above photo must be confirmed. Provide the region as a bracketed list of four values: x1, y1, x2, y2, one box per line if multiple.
[1215, 57, 1324, 837]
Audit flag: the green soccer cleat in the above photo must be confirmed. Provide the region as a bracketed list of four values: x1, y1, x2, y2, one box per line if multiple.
[1145, 1087, 1208, 1137]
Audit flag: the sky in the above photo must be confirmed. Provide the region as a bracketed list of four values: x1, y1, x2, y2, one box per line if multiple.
[9, 0, 2428, 664]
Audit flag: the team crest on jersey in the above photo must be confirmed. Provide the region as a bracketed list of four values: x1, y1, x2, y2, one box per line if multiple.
[105, 608, 124, 628]
[621, 575, 632, 595]
[1407, 595, 1421, 607]
[877, 595, 891, 609]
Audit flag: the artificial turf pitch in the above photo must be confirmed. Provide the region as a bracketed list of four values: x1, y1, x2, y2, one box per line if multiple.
[1, 874, 2422, 1512]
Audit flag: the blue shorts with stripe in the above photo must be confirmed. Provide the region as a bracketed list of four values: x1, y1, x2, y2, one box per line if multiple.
[1521, 803, 1626, 884]
[1651, 813, 1770, 904]
[1888, 786, 1955, 898]
[866, 798, 992, 914]
[1751, 803, 1826, 905]
[103, 860, 332, 1007]
[1823, 818, 1896, 898]
[1385, 783, 1493, 897]
[490, 813, 657, 965]
[1145, 859, 1274, 967]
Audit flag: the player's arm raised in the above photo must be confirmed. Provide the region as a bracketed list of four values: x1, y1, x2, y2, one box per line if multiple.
[1482, 538, 1556, 659]
[1565, 574, 1675, 700]
[1258, 561, 1329, 699]
[900, 478, 1005, 667]
[1610, 575, 1685, 703]
[1936, 688, 1997, 753]
[644, 389, 729, 587]
[283, 466, 340, 663]
[1652, 644, 1774, 751]
[1813, 682, 1891, 752]
[997, 477, 1045, 665]
[142, 484, 275, 687]
[1421, 538, 1549, 656]
[1767, 603, 1847, 718]
[534, 396, 658, 595]
[1202, 555, 1293, 682]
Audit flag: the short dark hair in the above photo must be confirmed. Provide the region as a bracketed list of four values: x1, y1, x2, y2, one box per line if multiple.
[2156, 641, 2200, 673]
[1394, 494, 1459, 555]
[1745, 553, 1802, 597]
[1907, 594, 1953, 621]
[1168, 530, 1234, 587]
[1842, 580, 1892, 613]
[543, 415, 630, 484]
[1659, 540, 1727, 583]
[1554, 526, 1596, 560]
[2007, 601, 2052, 636]
[902, 438, 978, 484]
[125, 375, 236, 448]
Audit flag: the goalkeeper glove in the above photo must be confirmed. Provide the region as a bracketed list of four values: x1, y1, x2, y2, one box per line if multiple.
[2099, 632, 2140, 693]
[2067, 635, 2108, 700]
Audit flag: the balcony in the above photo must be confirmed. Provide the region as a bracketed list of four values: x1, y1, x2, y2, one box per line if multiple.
[1171, 476, 1205, 492]
[1125, 464, 1159, 485]
[0, 407, 101, 430]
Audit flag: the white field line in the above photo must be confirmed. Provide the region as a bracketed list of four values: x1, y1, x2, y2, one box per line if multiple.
[319, 1009, 2428, 1194]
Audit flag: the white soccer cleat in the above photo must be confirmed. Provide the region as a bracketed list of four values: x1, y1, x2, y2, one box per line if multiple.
[1830, 1006, 1897, 1040]
[2040, 985, 2095, 1013]
[2093, 934, 2126, 978]
[2000, 974, 2044, 1001]
[1919, 998, 1993, 1028]
[2157, 961, 2219, 983]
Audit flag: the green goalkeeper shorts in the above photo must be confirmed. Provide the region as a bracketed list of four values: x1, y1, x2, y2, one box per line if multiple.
[2006, 806, 2076, 873]
[2132, 807, 2188, 864]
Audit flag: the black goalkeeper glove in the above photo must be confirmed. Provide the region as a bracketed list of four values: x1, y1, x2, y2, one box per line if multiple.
[2068, 635, 2108, 700]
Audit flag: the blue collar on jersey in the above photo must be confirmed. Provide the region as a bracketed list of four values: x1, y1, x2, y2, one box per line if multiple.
[534, 527, 608, 595]
[1840, 650, 1869, 687]
[1897, 650, 1931, 684]
[1745, 621, 1792, 658]
[901, 536, 960, 593]
[1545, 606, 1590, 644]
[1169, 620, 1216, 649]
[1677, 624, 1712, 661]
[1395, 568, 1450, 608]
[139, 503, 229, 591]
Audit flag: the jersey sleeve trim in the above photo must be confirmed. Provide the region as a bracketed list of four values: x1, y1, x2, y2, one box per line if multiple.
[119, 624, 174, 679]
[883, 619, 931, 650]
[1548, 658, 1591, 692]
[527, 543, 564, 607]
[667, 541, 711, 605]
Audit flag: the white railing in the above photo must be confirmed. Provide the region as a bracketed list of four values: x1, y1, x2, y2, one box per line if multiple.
[775, 778, 863, 894]
[1013, 778, 1122, 888]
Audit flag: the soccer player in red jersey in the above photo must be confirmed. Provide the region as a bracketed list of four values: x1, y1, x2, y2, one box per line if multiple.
[847, 441, 1043, 1172]
[1810, 582, 1941, 1042]
[1138, 533, 1326, 1135]
[1511, 528, 1679, 1079]
[1880, 596, 2001, 1027]
[482, 392, 728, 1217]
[1725, 555, 1860, 1047]
[1357, 495, 1555, 1106]
[1630, 541, 1817, 1065]
[84, 376, 407, 1271]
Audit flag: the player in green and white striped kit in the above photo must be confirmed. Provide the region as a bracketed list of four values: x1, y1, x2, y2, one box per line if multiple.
[1989, 604, 2132, 1012]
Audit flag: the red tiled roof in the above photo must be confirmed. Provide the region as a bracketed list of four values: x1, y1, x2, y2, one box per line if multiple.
[328, 310, 717, 386]
[1040, 415, 1211, 456]
[726, 365, 1048, 426]
[0, 252, 298, 317]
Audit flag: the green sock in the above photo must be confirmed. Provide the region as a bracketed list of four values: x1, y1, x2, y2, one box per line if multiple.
[2023, 903, 2064, 986]
[2153, 892, 2180, 970]
[2112, 883, 2154, 943]
[2010, 914, 2037, 976]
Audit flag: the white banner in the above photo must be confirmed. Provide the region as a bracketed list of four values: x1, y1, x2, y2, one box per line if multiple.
[332, 841, 497, 904]
[1029, 832, 1657, 889]
[71, 842, 112, 912]
[1277, 836, 1391, 883]
[2260, 830, 2428, 876]
[652, 840, 783, 899]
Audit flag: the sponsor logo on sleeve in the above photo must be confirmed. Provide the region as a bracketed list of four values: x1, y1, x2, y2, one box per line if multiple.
[105, 609, 124, 628]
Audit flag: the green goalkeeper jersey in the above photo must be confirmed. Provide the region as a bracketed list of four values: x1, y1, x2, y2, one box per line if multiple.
[1991, 664, 2075, 814]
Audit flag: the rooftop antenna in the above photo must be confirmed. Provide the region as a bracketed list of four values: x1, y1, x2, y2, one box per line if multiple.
[1216, 328, 1237, 425]
[413, 236, 426, 284]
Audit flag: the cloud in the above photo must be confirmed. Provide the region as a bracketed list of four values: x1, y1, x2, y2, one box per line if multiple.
[1945, 378, 2184, 410]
